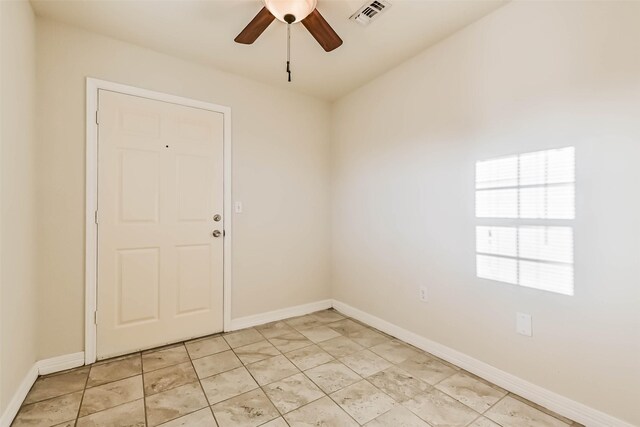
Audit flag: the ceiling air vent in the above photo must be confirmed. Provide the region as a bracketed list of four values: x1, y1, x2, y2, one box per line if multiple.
[349, 0, 392, 26]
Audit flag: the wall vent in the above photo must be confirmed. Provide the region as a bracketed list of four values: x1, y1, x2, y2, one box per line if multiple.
[349, 0, 392, 26]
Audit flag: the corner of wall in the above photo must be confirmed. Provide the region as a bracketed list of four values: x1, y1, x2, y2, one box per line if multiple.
[0, 0, 39, 417]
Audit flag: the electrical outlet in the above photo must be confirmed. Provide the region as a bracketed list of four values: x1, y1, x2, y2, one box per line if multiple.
[516, 312, 532, 337]
[419, 286, 428, 302]
[234, 201, 243, 213]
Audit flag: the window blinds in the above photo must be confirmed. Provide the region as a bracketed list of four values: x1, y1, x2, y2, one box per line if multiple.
[475, 147, 575, 295]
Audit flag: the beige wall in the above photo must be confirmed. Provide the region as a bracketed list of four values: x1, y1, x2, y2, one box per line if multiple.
[0, 0, 38, 414]
[5, 2, 638, 424]
[331, 1, 640, 425]
[36, 18, 331, 360]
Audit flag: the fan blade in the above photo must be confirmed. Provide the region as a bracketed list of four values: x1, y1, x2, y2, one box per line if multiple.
[301, 9, 343, 52]
[235, 7, 275, 44]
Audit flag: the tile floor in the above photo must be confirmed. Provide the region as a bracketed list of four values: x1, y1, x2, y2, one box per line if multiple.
[13, 309, 582, 427]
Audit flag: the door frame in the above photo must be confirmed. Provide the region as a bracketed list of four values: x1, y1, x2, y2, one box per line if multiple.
[85, 78, 233, 364]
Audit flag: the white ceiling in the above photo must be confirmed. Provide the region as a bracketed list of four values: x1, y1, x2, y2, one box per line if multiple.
[31, 0, 508, 101]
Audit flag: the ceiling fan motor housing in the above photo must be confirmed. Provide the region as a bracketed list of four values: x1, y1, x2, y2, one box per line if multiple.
[264, 0, 317, 23]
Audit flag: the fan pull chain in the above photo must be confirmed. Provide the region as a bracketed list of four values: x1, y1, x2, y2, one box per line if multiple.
[286, 23, 292, 82]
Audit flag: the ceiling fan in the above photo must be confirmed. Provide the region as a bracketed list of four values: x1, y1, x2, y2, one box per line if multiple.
[235, 0, 343, 81]
[235, 0, 343, 52]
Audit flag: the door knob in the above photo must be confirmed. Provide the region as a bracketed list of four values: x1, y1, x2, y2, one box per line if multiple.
[212, 230, 222, 238]
[213, 214, 222, 222]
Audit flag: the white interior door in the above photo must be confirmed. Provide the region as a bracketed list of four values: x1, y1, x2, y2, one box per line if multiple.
[96, 90, 224, 359]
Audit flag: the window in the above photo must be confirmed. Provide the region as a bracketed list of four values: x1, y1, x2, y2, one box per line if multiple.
[475, 147, 575, 295]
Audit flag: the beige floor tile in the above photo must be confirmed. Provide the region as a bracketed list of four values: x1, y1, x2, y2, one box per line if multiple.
[403, 388, 479, 427]
[261, 417, 289, 427]
[256, 321, 297, 339]
[24, 367, 89, 404]
[485, 396, 571, 427]
[284, 344, 334, 371]
[344, 327, 390, 348]
[269, 331, 313, 353]
[20, 313, 580, 427]
[223, 328, 263, 348]
[435, 372, 506, 413]
[298, 325, 341, 343]
[311, 310, 346, 323]
[370, 340, 422, 364]
[365, 406, 430, 426]
[212, 389, 279, 427]
[318, 336, 364, 358]
[340, 349, 392, 377]
[326, 319, 367, 336]
[468, 417, 501, 427]
[143, 361, 198, 395]
[79, 375, 143, 417]
[331, 380, 397, 424]
[13, 391, 83, 427]
[88, 354, 141, 387]
[246, 354, 299, 385]
[185, 335, 230, 360]
[234, 340, 280, 365]
[285, 314, 325, 331]
[429, 354, 463, 373]
[192, 350, 242, 379]
[304, 361, 361, 393]
[284, 396, 359, 427]
[157, 408, 218, 426]
[397, 353, 457, 385]
[76, 399, 145, 427]
[200, 367, 258, 405]
[367, 366, 430, 403]
[509, 394, 576, 425]
[142, 345, 190, 372]
[145, 381, 208, 426]
[262, 373, 324, 414]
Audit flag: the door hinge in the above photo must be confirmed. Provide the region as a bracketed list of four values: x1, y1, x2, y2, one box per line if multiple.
[94, 310, 97, 324]
[94, 210, 98, 225]
[96, 110, 100, 125]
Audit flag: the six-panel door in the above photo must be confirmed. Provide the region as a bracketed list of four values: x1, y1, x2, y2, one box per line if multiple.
[96, 90, 224, 359]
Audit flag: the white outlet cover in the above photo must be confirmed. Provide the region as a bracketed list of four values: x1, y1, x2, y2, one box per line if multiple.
[516, 312, 532, 337]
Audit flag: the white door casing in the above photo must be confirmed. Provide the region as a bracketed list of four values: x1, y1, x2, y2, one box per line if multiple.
[86, 80, 232, 362]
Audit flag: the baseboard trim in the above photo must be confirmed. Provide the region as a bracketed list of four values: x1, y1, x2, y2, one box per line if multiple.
[0, 352, 85, 427]
[332, 300, 633, 427]
[0, 363, 38, 427]
[229, 299, 333, 331]
[37, 352, 85, 375]
[2, 303, 632, 427]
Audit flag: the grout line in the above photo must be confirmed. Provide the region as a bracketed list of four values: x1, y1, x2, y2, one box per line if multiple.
[84, 371, 143, 390]
[325, 384, 383, 426]
[140, 352, 149, 427]
[74, 366, 92, 425]
[142, 354, 207, 425]
[186, 342, 220, 427]
[72, 398, 145, 423]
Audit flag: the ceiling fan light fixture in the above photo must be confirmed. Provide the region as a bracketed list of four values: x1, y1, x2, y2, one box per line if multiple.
[264, 0, 317, 24]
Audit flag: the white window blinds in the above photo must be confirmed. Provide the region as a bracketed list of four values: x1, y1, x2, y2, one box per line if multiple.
[475, 147, 575, 296]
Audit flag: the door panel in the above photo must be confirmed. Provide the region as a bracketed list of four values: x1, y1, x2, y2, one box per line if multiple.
[176, 245, 212, 315]
[119, 150, 160, 223]
[177, 155, 211, 221]
[117, 248, 160, 325]
[97, 90, 224, 359]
